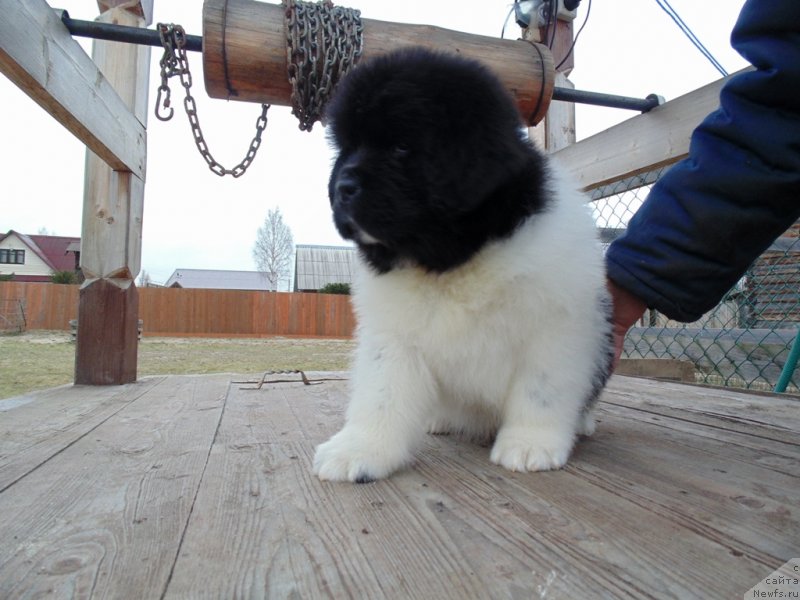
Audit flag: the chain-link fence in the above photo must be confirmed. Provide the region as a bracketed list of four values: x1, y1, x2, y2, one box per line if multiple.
[592, 166, 800, 392]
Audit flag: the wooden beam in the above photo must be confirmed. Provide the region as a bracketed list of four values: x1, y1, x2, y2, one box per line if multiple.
[0, 0, 146, 178]
[75, 4, 150, 385]
[541, 19, 574, 76]
[526, 21, 575, 154]
[553, 68, 751, 191]
[534, 70, 575, 154]
[202, 0, 555, 126]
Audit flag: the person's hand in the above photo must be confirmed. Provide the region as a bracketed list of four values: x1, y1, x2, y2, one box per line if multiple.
[607, 279, 647, 370]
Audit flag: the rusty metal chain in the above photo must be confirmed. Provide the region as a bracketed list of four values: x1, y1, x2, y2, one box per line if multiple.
[154, 4, 361, 173]
[233, 369, 347, 389]
[284, 0, 363, 131]
[156, 23, 270, 178]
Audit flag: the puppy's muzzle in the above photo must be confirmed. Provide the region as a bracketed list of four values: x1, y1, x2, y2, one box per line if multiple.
[333, 167, 361, 213]
[331, 168, 383, 246]
[331, 167, 362, 241]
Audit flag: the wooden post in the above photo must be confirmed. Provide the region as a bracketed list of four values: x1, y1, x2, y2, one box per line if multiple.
[526, 19, 575, 153]
[202, 0, 555, 126]
[75, 1, 152, 385]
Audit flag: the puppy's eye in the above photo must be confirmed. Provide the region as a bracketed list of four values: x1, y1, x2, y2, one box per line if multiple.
[392, 144, 410, 158]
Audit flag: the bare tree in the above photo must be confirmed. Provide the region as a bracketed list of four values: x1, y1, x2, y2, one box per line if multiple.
[253, 207, 294, 291]
[138, 270, 152, 287]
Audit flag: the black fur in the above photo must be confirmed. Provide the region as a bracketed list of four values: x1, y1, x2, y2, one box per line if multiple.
[326, 47, 551, 273]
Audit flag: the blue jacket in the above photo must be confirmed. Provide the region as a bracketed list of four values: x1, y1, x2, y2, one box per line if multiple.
[606, 0, 800, 322]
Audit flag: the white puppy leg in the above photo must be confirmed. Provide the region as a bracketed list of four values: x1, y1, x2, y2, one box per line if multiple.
[577, 406, 597, 436]
[313, 341, 435, 482]
[490, 367, 589, 472]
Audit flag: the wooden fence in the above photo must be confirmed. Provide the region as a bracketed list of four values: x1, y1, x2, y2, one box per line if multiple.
[0, 282, 355, 338]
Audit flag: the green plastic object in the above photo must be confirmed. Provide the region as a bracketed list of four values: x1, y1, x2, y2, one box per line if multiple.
[774, 327, 800, 393]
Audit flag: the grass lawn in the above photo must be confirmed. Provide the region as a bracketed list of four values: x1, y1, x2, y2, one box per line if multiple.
[0, 331, 355, 400]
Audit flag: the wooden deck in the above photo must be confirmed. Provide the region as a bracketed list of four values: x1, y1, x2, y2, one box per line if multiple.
[0, 373, 797, 599]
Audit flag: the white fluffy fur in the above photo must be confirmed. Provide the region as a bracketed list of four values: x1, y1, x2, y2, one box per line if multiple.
[313, 163, 609, 482]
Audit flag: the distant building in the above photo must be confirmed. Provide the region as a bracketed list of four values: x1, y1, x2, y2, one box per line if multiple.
[294, 244, 357, 292]
[0, 230, 81, 282]
[165, 268, 277, 291]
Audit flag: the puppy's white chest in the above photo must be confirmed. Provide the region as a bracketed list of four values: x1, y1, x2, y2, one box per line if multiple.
[364, 266, 509, 336]
[358, 263, 527, 401]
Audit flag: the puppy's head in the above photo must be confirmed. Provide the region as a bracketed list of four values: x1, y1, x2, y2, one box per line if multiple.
[326, 47, 546, 273]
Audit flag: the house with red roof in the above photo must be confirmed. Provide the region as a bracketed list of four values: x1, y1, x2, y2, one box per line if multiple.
[0, 230, 81, 282]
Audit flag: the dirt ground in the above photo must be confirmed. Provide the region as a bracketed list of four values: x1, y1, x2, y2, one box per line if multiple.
[0, 331, 355, 400]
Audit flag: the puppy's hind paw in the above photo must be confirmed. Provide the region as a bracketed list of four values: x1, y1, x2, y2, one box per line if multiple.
[313, 428, 411, 483]
[489, 427, 575, 473]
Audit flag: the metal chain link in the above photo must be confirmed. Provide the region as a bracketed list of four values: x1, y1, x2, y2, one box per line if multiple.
[233, 369, 347, 389]
[154, 3, 362, 173]
[156, 23, 270, 178]
[284, 0, 363, 131]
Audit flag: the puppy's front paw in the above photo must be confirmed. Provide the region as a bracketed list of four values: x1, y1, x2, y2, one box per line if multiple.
[577, 408, 596, 437]
[313, 428, 411, 483]
[489, 427, 575, 472]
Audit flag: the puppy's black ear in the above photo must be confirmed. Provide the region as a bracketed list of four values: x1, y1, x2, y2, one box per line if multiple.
[400, 51, 540, 214]
[443, 130, 538, 215]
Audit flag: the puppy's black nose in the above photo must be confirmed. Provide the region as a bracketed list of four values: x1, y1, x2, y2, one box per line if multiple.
[334, 170, 361, 208]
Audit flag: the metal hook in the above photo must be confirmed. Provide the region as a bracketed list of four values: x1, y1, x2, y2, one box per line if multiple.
[155, 85, 174, 121]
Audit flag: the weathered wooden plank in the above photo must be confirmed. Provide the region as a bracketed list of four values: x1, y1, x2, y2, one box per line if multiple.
[580, 403, 799, 559]
[169, 440, 507, 599]
[220, 373, 349, 444]
[0, 0, 146, 177]
[166, 377, 787, 599]
[0, 377, 164, 491]
[554, 68, 752, 191]
[615, 358, 696, 382]
[165, 381, 501, 598]
[606, 375, 800, 437]
[598, 398, 799, 479]
[410, 432, 784, 599]
[0, 375, 229, 599]
[1, 374, 796, 598]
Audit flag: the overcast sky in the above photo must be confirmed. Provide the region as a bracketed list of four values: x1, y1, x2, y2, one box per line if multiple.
[2, 0, 747, 286]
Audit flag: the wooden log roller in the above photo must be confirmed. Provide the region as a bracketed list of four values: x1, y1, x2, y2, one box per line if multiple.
[202, 0, 555, 126]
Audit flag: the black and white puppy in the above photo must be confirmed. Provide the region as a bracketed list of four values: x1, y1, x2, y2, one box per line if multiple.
[314, 47, 612, 483]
